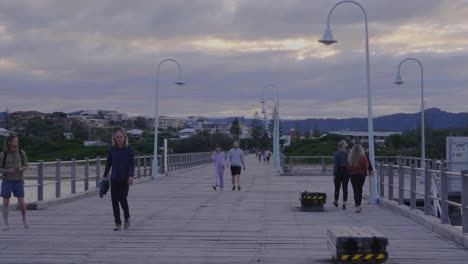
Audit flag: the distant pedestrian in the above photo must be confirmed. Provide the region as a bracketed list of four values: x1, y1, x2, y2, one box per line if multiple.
[265, 150, 272, 164]
[332, 140, 349, 210]
[211, 145, 225, 191]
[257, 150, 262, 163]
[0, 133, 29, 230]
[103, 130, 135, 231]
[347, 142, 369, 213]
[226, 141, 246, 191]
[261, 149, 266, 163]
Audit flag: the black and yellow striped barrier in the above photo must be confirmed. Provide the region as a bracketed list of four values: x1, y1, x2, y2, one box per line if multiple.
[300, 191, 326, 211]
[338, 252, 387, 262]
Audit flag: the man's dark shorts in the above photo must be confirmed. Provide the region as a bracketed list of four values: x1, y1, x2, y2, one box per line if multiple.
[230, 166, 241, 176]
[1, 180, 25, 198]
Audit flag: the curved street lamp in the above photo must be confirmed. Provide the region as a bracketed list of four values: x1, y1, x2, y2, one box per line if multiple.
[152, 59, 185, 179]
[261, 84, 282, 174]
[261, 101, 281, 174]
[394, 58, 426, 182]
[319, 0, 377, 204]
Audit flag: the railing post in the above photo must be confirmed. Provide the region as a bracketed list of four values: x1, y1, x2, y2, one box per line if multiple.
[461, 170, 468, 233]
[143, 155, 147, 176]
[163, 138, 168, 174]
[388, 162, 394, 201]
[410, 164, 416, 209]
[96, 157, 101, 188]
[37, 160, 44, 201]
[440, 163, 449, 224]
[84, 157, 89, 191]
[321, 157, 326, 174]
[137, 156, 141, 178]
[424, 166, 432, 215]
[55, 159, 61, 198]
[71, 159, 76, 194]
[398, 159, 404, 205]
[379, 162, 384, 197]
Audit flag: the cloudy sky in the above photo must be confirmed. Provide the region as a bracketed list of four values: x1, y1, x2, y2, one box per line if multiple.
[0, 0, 467, 119]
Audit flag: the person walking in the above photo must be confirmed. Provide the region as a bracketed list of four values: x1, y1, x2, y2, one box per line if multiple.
[103, 130, 135, 231]
[0, 134, 29, 230]
[265, 150, 272, 164]
[211, 145, 225, 191]
[226, 141, 246, 191]
[347, 142, 369, 213]
[332, 140, 349, 210]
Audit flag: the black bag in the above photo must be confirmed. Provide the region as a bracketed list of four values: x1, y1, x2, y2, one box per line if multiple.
[300, 191, 326, 210]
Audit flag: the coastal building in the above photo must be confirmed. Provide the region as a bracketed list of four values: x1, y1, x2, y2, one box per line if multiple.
[329, 130, 402, 145]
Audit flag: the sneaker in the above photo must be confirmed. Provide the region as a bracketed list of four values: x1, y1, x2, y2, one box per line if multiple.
[113, 224, 122, 231]
[2, 225, 9, 231]
[232, 186, 236, 191]
[124, 219, 131, 230]
[212, 186, 217, 191]
[342, 204, 347, 210]
[237, 186, 241, 191]
[333, 201, 338, 208]
[355, 207, 361, 213]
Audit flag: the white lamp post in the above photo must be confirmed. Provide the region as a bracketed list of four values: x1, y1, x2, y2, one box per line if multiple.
[319, 0, 377, 204]
[261, 84, 282, 174]
[152, 59, 185, 179]
[262, 101, 281, 174]
[394, 58, 426, 182]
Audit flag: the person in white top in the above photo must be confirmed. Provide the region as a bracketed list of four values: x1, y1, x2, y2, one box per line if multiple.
[225, 141, 246, 191]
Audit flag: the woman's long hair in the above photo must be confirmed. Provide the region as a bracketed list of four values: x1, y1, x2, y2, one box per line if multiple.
[112, 130, 129, 148]
[347, 143, 365, 167]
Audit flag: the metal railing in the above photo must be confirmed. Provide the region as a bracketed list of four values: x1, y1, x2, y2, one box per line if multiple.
[376, 160, 468, 233]
[21, 152, 213, 204]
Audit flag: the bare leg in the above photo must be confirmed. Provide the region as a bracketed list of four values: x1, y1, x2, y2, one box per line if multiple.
[236, 175, 240, 187]
[18, 198, 28, 229]
[2, 198, 9, 230]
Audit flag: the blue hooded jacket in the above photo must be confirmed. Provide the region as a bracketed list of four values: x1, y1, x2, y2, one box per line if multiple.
[103, 146, 135, 180]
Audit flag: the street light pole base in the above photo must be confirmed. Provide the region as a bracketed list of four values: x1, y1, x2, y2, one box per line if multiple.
[152, 159, 158, 179]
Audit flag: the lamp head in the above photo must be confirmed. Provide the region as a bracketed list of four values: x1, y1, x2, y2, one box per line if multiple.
[394, 73, 404, 85]
[175, 80, 185, 86]
[318, 28, 337, 45]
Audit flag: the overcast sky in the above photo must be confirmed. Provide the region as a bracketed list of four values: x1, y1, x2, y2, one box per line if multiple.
[0, 0, 467, 119]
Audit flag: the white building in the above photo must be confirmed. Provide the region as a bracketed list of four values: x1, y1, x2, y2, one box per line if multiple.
[147, 116, 186, 130]
[127, 129, 144, 138]
[87, 119, 110, 128]
[330, 130, 402, 145]
[178, 128, 197, 139]
[104, 112, 129, 121]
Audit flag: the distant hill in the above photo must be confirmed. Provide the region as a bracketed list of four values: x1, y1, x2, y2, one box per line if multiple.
[210, 108, 468, 133]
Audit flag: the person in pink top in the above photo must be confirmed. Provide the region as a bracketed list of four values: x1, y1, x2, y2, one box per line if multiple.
[211, 145, 225, 190]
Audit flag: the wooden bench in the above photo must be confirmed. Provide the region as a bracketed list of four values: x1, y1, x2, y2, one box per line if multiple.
[300, 191, 326, 211]
[327, 226, 388, 263]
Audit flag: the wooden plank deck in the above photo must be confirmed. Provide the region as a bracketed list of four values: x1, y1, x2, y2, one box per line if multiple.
[1, 156, 467, 264]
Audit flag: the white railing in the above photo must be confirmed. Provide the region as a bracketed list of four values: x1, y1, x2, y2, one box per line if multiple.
[21, 152, 213, 205]
[376, 159, 468, 234]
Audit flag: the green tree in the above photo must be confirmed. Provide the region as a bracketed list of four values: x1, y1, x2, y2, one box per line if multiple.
[249, 111, 264, 149]
[230, 117, 241, 140]
[134, 116, 147, 129]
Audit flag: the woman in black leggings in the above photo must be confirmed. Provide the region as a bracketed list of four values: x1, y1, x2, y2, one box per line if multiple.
[347, 142, 369, 213]
[332, 140, 349, 209]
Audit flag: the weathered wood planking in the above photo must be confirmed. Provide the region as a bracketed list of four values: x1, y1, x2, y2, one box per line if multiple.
[0, 156, 467, 264]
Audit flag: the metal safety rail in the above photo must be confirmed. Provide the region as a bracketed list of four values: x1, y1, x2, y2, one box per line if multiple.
[375, 160, 468, 233]
[21, 152, 213, 204]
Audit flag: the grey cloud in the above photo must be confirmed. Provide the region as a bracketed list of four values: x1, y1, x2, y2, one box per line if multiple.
[0, 0, 467, 120]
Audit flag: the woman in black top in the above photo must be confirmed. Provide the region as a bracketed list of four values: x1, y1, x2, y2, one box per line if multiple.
[103, 130, 135, 231]
[332, 140, 349, 209]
